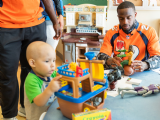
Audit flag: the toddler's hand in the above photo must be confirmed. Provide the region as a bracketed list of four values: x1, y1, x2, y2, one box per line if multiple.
[48, 75, 62, 93]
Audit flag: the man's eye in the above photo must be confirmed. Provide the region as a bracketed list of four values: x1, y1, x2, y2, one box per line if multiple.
[53, 60, 55, 62]
[45, 61, 49, 62]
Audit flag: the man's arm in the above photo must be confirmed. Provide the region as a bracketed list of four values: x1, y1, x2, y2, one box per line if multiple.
[98, 29, 122, 68]
[97, 53, 122, 69]
[145, 55, 160, 69]
[42, 0, 61, 39]
[145, 26, 160, 69]
[54, 0, 64, 30]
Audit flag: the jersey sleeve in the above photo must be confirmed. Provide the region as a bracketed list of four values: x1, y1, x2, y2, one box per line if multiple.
[100, 30, 113, 56]
[25, 73, 43, 103]
[54, 0, 64, 16]
[147, 27, 160, 57]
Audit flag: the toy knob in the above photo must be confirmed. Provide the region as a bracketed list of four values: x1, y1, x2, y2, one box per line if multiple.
[84, 52, 96, 60]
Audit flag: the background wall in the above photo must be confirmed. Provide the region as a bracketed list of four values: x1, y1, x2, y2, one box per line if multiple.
[62, 0, 107, 6]
[106, 1, 160, 37]
[106, 10, 160, 36]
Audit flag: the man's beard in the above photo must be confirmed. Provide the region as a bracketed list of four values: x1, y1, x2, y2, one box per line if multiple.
[121, 20, 137, 34]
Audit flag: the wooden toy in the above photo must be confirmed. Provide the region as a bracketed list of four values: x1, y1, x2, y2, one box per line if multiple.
[55, 52, 109, 119]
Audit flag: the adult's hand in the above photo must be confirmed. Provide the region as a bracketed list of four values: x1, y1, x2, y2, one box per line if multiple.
[131, 60, 149, 72]
[57, 15, 64, 30]
[53, 24, 62, 40]
[106, 56, 122, 66]
[42, 0, 62, 40]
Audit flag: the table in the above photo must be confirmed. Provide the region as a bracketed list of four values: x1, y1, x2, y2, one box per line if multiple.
[44, 71, 160, 120]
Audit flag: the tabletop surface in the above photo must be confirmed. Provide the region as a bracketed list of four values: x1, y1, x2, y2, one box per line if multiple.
[44, 70, 160, 120]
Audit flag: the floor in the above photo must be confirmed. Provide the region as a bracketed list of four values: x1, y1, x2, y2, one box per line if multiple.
[0, 55, 63, 120]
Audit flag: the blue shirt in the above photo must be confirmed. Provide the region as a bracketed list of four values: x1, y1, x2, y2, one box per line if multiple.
[40, 0, 64, 20]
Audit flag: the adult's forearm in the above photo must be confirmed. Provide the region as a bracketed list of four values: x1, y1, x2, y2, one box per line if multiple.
[97, 53, 111, 63]
[42, 0, 58, 25]
[97, 53, 111, 69]
[145, 56, 160, 69]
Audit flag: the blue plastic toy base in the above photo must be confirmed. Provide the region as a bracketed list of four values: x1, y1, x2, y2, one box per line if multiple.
[55, 81, 108, 103]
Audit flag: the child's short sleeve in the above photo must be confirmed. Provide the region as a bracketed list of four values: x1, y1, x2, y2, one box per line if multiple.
[25, 73, 43, 103]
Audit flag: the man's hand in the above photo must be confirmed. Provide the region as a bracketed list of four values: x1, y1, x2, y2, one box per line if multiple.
[42, 0, 62, 39]
[53, 15, 63, 40]
[48, 75, 62, 93]
[53, 24, 62, 40]
[57, 15, 64, 30]
[107, 56, 122, 66]
[131, 60, 149, 72]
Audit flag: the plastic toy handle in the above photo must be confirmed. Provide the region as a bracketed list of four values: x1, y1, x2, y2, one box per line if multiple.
[118, 49, 127, 52]
[51, 71, 57, 78]
[117, 54, 126, 57]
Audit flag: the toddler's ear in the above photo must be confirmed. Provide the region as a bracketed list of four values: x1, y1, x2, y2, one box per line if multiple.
[28, 59, 36, 67]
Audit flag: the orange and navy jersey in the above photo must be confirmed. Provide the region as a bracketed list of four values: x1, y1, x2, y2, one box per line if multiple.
[0, 0, 45, 28]
[100, 22, 160, 61]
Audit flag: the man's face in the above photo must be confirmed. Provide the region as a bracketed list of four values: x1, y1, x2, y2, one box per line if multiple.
[117, 8, 137, 31]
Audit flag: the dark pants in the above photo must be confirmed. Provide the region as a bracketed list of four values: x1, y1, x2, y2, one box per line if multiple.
[0, 22, 46, 118]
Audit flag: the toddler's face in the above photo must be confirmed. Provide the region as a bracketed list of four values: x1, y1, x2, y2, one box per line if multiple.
[34, 50, 56, 78]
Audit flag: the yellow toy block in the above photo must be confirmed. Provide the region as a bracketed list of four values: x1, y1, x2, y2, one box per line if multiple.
[92, 63, 104, 79]
[92, 84, 103, 91]
[60, 79, 68, 87]
[62, 90, 66, 93]
[104, 91, 107, 99]
[79, 83, 82, 88]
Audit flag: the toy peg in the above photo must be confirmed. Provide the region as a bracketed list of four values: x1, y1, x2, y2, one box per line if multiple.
[76, 66, 83, 77]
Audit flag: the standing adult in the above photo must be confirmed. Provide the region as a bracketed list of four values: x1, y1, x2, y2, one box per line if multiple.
[41, 0, 64, 49]
[0, 0, 61, 119]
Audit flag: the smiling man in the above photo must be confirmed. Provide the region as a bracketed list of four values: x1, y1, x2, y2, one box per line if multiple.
[98, 1, 160, 73]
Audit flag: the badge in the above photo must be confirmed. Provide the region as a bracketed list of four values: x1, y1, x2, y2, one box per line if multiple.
[126, 35, 130, 39]
[116, 40, 124, 51]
